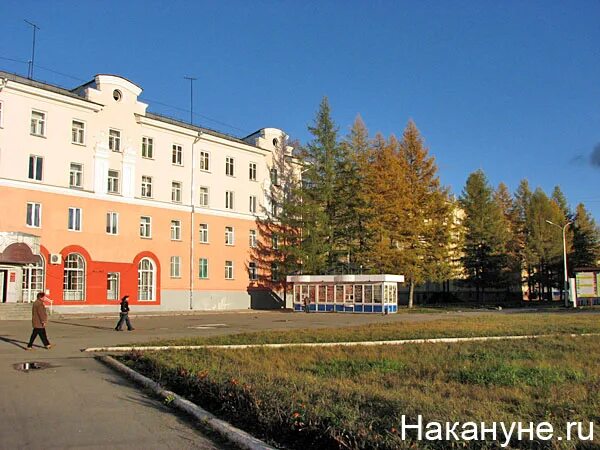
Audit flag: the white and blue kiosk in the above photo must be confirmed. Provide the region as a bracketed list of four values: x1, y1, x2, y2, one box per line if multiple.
[287, 274, 404, 313]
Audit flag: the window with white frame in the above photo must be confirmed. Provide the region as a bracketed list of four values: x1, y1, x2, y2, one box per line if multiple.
[271, 201, 278, 218]
[272, 233, 279, 250]
[225, 191, 234, 210]
[107, 170, 120, 194]
[30, 110, 45, 136]
[141, 176, 153, 198]
[170, 256, 181, 278]
[171, 220, 181, 240]
[63, 253, 85, 301]
[28, 155, 43, 181]
[172, 144, 183, 165]
[199, 223, 208, 243]
[106, 212, 118, 235]
[271, 262, 279, 282]
[68, 207, 82, 231]
[225, 157, 235, 176]
[225, 226, 234, 245]
[22, 259, 45, 303]
[248, 262, 258, 281]
[199, 186, 209, 207]
[171, 181, 182, 203]
[249, 229, 257, 248]
[26, 202, 41, 227]
[270, 168, 278, 186]
[249, 162, 257, 181]
[140, 216, 152, 238]
[107, 272, 120, 300]
[225, 260, 234, 280]
[199, 258, 208, 279]
[109, 129, 121, 152]
[142, 137, 154, 159]
[72, 120, 85, 145]
[69, 163, 83, 189]
[199, 151, 210, 171]
[138, 257, 156, 301]
[249, 195, 257, 213]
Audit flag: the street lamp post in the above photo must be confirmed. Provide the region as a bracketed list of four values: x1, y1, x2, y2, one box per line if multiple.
[545, 220, 573, 307]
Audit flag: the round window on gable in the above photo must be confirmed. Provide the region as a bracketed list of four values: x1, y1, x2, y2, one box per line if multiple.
[113, 90, 122, 101]
[273, 138, 278, 147]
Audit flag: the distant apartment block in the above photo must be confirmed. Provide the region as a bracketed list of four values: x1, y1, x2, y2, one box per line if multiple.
[0, 70, 290, 311]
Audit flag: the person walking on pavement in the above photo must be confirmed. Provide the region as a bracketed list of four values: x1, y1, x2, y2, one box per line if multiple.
[26, 292, 52, 350]
[115, 295, 134, 331]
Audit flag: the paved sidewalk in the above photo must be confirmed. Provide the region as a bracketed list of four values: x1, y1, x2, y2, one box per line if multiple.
[0, 309, 501, 449]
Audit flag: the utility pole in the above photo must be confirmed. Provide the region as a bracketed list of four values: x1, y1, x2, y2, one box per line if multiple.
[184, 75, 198, 310]
[24, 20, 40, 79]
[184, 76, 197, 125]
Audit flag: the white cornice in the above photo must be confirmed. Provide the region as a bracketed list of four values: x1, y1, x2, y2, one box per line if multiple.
[136, 115, 200, 138]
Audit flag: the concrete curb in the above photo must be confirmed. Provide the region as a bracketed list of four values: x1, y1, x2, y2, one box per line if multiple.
[84, 332, 600, 353]
[96, 355, 276, 450]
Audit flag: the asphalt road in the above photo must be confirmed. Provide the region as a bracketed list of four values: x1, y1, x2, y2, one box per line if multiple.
[0, 308, 550, 449]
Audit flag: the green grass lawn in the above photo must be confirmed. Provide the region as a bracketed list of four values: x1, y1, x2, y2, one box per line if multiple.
[144, 311, 600, 347]
[120, 313, 600, 449]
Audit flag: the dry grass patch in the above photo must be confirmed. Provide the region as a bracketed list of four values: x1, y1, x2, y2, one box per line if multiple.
[120, 334, 600, 449]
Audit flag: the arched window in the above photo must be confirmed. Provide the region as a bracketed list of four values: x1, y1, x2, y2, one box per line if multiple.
[138, 257, 156, 301]
[63, 253, 85, 300]
[22, 256, 45, 303]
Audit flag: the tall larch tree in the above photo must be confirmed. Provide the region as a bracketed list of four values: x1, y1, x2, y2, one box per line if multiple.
[397, 120, 452, 308]
[362, 134, 406, 274]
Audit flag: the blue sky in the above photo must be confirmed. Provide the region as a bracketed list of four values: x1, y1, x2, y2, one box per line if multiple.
[2, 1, 600, 219]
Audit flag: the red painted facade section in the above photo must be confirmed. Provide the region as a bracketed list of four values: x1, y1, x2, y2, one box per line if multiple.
[40, 245, 161, 306]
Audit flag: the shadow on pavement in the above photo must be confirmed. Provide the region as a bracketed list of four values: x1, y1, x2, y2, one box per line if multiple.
[50, 320, 115, 331]
[0, 335, 40, 350]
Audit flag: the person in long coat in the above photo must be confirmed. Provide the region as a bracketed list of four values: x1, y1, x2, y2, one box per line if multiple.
[26, 292, 52, 350]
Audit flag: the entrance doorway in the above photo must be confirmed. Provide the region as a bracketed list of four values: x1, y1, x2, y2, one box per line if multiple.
[0, 270, 7, 303]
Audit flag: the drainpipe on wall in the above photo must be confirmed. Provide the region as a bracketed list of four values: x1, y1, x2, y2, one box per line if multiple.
[189, 132, 202, 310]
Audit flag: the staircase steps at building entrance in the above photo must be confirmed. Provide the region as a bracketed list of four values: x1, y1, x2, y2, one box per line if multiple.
[0, 303, 33, 320]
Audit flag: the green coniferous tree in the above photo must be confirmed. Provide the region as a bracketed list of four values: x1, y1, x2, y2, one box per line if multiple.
[460, 170, 509, 301]
[570, 203, 600, 271]
[493, 182, 521, 292]
[514, 179, 533, 295]
[298, 97, 341, 273]
[252, 133, 303, 304]
[525, 188, 564, 300]
[341, 115, 372, 270]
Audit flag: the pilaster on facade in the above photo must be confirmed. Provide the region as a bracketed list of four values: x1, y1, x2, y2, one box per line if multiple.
[122, 145, 137, 199]
[94, 140, 110, 195]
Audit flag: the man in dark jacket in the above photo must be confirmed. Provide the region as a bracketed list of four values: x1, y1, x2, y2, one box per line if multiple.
[26, 292, 52, 350]
[114, 295, 134, 331]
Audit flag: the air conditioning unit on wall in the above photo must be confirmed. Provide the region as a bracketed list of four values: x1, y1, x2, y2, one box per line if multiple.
[50, 254, 62, 265]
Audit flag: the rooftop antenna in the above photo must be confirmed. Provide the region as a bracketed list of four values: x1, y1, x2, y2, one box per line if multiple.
[24, 19, 40, 79]
[184, 76, 197, 125]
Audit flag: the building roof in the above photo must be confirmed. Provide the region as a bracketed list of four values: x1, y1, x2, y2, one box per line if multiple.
[0, 70, 104, 106]
[0, 69, 261, 149]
